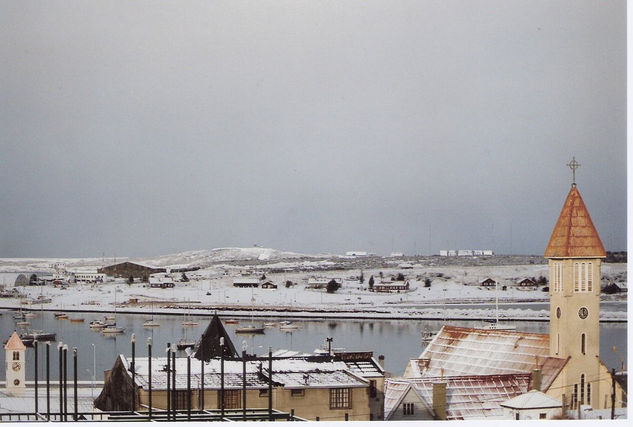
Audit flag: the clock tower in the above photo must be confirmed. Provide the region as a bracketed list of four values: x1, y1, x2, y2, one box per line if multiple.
[544, 181, 605, 409]
[4, 331, 26, 396]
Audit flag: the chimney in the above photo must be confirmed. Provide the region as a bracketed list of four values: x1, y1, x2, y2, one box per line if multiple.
[531, 368, 542, 391]
[378, 355, 385, 368]
[432, 381, 447, 420]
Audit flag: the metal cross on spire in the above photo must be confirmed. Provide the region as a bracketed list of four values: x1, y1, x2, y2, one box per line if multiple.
[567, 156, 580, 185]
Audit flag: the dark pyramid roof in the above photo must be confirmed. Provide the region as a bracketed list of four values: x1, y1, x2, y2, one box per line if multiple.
[193, 314, 238, 361]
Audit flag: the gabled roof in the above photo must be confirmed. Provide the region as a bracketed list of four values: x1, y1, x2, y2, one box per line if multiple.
[385, 374, 531, 420]
[411, 326, 567, 391]
[501, 389, 562, 409]
[193, 314, 238, 361]
[4, 331, 25, 351]
[544, 185, 606, 258]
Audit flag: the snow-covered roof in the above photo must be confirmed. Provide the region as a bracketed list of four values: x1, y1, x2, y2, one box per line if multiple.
[122, 355, 368, 391]
[500, 389, 562, 409]
[410, 325, 568, 391]
[385, 374, 531, 420]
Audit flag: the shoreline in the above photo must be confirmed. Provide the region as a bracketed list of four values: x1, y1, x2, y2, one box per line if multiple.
[1, 305, 626, 323]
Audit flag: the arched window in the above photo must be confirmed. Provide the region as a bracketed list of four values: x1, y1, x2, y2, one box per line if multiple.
[556, 334, 560, 355]
[587, 383, 591, 405]
[580, 263, 586, 291]
[581, 333, 586, 355]
[13, 351, 19, 361]
[574, 263, 580, 292]
[580, 374, 585, 404]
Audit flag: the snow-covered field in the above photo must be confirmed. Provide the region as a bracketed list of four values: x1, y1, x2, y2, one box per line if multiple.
[0, 248, 627, 321]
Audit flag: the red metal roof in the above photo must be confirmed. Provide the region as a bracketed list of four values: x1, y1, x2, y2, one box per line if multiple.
[544, 185, 606, 258]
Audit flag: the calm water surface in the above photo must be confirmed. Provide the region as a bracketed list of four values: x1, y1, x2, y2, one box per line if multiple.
[0, 310, 627, 382]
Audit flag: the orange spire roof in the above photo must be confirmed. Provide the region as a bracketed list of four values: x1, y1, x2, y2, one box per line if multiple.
[544, 185, 606, 258]
[4, 331, 26, 351]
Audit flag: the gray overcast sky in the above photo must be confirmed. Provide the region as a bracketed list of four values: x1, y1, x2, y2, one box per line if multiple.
[0, 0, 626, 258]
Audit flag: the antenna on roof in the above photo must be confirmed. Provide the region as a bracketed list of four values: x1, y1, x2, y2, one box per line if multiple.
[567, 156, 580, 186]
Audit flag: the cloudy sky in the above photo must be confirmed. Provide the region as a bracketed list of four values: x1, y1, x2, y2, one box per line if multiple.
[0, 1, 626, 258]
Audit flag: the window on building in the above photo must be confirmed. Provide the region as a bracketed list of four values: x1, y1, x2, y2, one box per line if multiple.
[173, 390, 188, 410]
[515, 413, 520, 420]
[581, 334, 586, 355]
[587, 262, 593, 291]
[587, 383, 591, 405]
[580, 263, 586, 291]
[329, 388, 352, 409]
[539, 413, 547, 419]
[574, 263, 580, 292]
[290, 389, 305, 397]
[218, 390, 241, 409]
[259, 389, 268, 397]
[13, 351, 19, 361]
[369, 380, 377, 398]
[403, 402, 414, 415]
[556, 334, 559, 355]
[580, 374, 585, 404]
[573, 384, 578, 409]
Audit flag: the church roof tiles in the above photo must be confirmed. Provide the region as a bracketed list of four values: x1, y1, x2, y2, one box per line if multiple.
[544, 185, 606, 258]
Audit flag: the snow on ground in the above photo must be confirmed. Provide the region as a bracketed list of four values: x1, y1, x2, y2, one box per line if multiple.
[0, 251, 626, 321]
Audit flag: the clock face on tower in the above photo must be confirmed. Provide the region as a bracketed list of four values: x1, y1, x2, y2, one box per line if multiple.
[12, 361, 20, 372]
[578, 307, 589, 319]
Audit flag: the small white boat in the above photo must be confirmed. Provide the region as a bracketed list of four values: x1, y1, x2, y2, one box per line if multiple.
[279, 321, 300, 331]
[143, 319, 160, 328]
[89, 320, 107, 329]
[24, 312, 36, 319]
[263, 322, 276, 328]
[482, 321, 516, 331]
[16, 320, 30, 327]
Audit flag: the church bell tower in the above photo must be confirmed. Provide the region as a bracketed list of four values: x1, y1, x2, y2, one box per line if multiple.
[4, 331, 26, 396]
[544, 159, 605, 409]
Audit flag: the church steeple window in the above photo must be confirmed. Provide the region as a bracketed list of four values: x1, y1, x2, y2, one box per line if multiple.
[573, 262, 593, 293]
[581, 334, 586, 355]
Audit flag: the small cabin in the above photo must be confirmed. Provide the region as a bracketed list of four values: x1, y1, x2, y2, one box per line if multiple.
[260, 281, 277, 289]
[517, 278, 537, 289]
[481, 278, 497, 287]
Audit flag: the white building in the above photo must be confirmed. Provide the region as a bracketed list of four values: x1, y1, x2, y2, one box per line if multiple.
[70, 271, 105, 283]
[500, 389, 562, 420]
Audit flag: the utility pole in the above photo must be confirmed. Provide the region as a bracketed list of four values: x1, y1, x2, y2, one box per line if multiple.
[611, 368, 616, 419]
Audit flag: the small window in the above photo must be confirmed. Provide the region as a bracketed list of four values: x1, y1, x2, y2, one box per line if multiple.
[539, 413, 547, 419]
[581, 334, 586, 355]
[515, 413, 520, 420]
[329, 388, 351, 409]
[580, 374, 585, 404]
[259, 389, 268, 397]
[13, 351, 19, 361]
[403, 402, 414, 415]
[291, 389, 305, 397]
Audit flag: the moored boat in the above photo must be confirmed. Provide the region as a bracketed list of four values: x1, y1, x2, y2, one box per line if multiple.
[102, 326, 125, 334]
[235, 325, 265, 334]
[70, 318, 84, 323]
[16, 320, 30, 327]
[143, 319, 160, 327]
[279, 321, 300, 331]
[225, 319, 239, 324]
[54, 313, 68, 319]
[176, 339, 195, 350]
